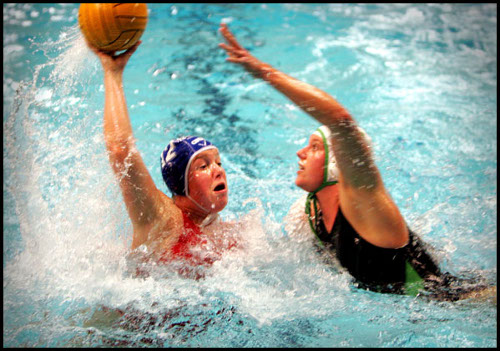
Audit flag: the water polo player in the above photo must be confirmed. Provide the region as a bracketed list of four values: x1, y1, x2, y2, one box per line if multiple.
[219, 23, 495, 300]
[88, 41, 236, 274]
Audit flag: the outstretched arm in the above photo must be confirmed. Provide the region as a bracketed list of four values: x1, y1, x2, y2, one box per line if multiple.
[219, 24, 375, 189]
[219, 23, 408, 248]
[91, 42, 176, 249]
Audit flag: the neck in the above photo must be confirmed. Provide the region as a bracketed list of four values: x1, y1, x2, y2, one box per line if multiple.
[174, 196, 215, 226]
[314, 184, 340, 231]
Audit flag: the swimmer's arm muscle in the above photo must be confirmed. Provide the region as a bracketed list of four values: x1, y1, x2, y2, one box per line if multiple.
[96, 43, 177, 248]
[219, 24, 374, 187]
[260, 70, 409, 248]
[219, 24, 408, 249]
[257, 68, 408, 248]
[103, 69, 159, 228]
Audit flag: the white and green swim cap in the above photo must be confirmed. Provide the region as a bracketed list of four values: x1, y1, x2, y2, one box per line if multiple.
[312, 125, 339, 189]
[312, 124, 372, 192]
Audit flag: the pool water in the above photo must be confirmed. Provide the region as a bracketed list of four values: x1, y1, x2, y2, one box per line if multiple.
[3, 3, 496, 347]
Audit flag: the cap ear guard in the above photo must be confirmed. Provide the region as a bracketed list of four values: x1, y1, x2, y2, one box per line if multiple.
[306, 124, 372, 239]
[313, 126, 339, 188]
[312, 124, 372, 191]
[183, 144, 217, 197]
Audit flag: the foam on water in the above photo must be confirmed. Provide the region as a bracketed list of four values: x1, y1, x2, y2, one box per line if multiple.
[3, 28, 350, 341]
[4, 24, 132, 341]
[3, 3, 497, 348]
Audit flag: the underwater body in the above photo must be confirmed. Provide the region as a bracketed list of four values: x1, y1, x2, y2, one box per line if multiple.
[3, 3, 497, 347]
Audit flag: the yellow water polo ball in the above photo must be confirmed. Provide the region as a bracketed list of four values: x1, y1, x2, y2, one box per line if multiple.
[78, 3, 148, 52]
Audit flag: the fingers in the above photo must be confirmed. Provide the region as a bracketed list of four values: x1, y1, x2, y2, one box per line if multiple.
[116, 40, 141, 59]
[226, 56, 248, 64]
[218, 25, 254, 67]
[219, 43, 252, 66]
[126, 40, 142, 55]
[219, 22, 244, 51]
[218, 43, 240, 56]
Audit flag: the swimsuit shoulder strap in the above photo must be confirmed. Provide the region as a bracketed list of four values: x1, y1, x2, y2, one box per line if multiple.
[181, 211, 203, 235]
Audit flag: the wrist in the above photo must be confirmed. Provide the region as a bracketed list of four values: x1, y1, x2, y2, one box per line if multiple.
[104, 69, 124, 80]
[258, 64, 276, 81]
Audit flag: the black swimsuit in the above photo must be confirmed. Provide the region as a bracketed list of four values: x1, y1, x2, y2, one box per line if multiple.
[314, 207, 488, 300]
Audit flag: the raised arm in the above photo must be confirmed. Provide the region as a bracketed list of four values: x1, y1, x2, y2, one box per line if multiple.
[219, 24, 375, 189]
[219, 24, 408, 248]
[91, 42, 178, 249]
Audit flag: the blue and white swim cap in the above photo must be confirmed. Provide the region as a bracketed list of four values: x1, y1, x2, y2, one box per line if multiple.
[161, 136, 217, 196]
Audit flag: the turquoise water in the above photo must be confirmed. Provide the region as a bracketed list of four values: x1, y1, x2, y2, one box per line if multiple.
[3, 3, 497, 347]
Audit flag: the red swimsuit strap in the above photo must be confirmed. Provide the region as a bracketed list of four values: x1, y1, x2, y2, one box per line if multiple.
[159, 212, 237, 278]
[168, 212, 205, 260]
[181, 211, 202, 235]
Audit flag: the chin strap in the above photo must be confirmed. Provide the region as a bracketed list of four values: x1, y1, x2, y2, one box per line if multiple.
[186, 194, 209, 212]
[305, 180, 338, 248]
[186, 194, 218, 228]
[200, 212, 218, 228]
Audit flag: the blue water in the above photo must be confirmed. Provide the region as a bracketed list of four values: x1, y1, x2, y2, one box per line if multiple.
[3, 3, 497, 347]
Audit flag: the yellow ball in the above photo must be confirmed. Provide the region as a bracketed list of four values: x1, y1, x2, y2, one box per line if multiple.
[78, 3, 148, 52]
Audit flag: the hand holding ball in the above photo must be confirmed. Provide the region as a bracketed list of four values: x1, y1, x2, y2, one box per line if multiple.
[79, 3, 148, 52]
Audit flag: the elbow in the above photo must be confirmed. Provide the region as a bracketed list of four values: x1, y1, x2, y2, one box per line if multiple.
[393, 227, 410, 248]
[106, 140, 136, 173]
[326, 110, 353, 127]
[107, 142, 128, 161]
[385, 213, 410, 249]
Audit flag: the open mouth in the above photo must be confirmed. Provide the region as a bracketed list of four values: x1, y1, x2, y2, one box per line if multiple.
[213, 183, 226, 192]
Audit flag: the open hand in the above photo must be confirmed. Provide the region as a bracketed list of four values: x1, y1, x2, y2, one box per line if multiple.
[218, 23, 264, 78]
